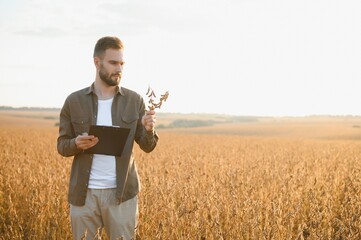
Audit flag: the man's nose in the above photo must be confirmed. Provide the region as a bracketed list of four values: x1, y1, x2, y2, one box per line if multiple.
[115, 64, 122, 72]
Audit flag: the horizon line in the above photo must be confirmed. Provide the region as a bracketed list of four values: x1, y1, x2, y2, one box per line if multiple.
[1, 105, 361, 118]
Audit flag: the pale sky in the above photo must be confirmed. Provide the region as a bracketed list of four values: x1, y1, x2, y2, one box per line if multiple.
[0, 0, 360, 116]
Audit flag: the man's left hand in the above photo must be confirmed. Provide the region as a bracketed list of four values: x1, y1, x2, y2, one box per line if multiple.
[142, 110, 156, 132]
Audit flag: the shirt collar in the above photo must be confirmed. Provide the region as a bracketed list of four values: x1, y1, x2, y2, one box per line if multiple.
[84, 83, 125, 96]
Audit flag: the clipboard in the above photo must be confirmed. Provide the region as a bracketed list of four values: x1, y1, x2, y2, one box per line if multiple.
[86, 125, 130, 156]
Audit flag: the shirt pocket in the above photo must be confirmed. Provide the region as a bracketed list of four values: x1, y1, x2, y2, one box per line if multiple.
[71, 117, 91, 135]
[120, 115, 139, 130]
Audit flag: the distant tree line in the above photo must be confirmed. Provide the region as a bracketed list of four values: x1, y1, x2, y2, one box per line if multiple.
[0, 106, 60, 111]
[158, 116, 258, 129]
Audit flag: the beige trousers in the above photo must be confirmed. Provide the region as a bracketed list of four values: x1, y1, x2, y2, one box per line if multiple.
[70, 189, 138, 240]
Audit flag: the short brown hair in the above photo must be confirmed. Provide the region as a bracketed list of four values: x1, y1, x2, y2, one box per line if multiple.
[93, 36, 124, 58]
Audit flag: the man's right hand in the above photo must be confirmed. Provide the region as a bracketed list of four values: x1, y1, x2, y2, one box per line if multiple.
[75, 133, 99, 150]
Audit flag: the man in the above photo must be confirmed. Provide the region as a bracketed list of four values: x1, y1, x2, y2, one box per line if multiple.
[57, 36, 158, 240]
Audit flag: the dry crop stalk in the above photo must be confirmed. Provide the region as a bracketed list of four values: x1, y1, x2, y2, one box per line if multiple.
[146, 86, 169, 110]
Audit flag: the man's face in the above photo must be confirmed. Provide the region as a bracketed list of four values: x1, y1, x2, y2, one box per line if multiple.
[97, 48, 124, 86]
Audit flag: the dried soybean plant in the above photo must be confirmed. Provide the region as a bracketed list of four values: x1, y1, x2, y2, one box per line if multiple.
[146, 86, 169, 110]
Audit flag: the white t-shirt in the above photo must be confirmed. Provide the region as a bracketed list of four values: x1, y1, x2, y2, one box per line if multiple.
[88, 98, 117, 189]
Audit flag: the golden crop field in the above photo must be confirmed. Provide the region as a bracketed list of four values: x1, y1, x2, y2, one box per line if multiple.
[1, 111, 361, 239]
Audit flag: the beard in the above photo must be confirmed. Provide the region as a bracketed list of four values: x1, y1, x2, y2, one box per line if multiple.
[99, 65, 121, 87]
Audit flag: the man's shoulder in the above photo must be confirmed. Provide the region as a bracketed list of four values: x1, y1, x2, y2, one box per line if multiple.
[67, 86, 91, 100]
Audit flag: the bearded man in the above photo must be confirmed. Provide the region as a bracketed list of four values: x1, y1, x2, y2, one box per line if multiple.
[57, 36, 158, 240]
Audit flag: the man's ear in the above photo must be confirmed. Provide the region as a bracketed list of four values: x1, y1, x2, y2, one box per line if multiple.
[94, 57, 101, 69]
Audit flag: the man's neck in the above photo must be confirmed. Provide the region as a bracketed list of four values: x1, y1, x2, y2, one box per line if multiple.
[94, 80, 117, 100]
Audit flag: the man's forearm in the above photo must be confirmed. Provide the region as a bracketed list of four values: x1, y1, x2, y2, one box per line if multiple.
[57, 137, 81, 157]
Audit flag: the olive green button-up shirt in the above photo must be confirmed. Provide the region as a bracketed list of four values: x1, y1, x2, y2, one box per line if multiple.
[57, 84, 158, 206]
